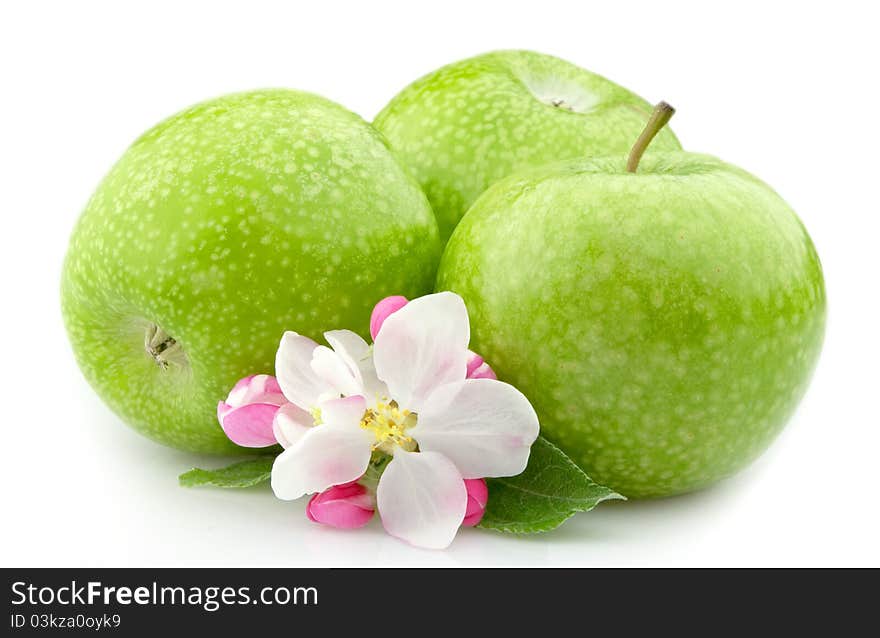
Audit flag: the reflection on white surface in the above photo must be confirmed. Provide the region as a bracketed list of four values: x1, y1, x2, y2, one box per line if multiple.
[7, 350, 846, 567]
[2, 302, 873, 568]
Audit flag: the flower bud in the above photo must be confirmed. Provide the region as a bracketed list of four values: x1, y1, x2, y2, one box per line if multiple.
[466, 351, 497, 380]
[217, 374, 287, 447]
[462, 478, 489, 527]
[369, 295, 410, 339]
[307, 482, 375, 529]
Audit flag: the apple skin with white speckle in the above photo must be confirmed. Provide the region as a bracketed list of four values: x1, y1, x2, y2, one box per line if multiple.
[374, 50, 682, 242]
[62, 89, 441, 454]
[436, 152, 826, 498]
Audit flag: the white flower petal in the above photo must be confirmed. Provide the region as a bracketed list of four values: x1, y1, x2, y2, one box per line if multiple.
[376, 450, 467, 549]
[270, 425, 372, 500]
[319, 395, 367, 431]
[325, 330, 388, 402]
[310, 345, 364, 398]
[324, 330, 370, 375]
[413, 378, 540, 478]
[373, 292, 470, 411]
[272, 403, 314, 449]
[275, 332, 326, 410]
[358, 369, 388, 406]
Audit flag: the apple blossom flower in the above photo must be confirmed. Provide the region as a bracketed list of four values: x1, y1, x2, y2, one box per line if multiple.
[270, 327, 386, 451]
[461, 478, 489, 527]
[271, 292, 539, 549]
[217, 374, 288, 447]
[306, 481, 375, 529]
[369, 295, 497, 381]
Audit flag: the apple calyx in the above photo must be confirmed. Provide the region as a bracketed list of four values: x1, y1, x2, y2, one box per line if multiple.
[549, 98, 574, 112]
[626, 101, 675, 173]
[145, 323, 186, 370]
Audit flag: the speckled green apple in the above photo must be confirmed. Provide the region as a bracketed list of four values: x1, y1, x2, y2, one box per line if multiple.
[374, 49, 682, 241]
[437, 144, 826, 498]
[62, 90, 441, 454]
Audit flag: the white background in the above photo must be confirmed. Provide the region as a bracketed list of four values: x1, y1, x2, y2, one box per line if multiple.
[1, 0, 877, 567]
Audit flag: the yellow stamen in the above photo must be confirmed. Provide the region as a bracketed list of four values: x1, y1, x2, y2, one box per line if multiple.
[360, 399, 417, 454]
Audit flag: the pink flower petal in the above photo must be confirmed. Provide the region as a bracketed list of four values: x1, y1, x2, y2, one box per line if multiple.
[373, 292, 470, 412]
[310, 345, 362, 398]
[462, 478, 489, 527]
[468, 362, 497, 380]
[263, 375, 282, 395]
[226, 375, 258, 406]
[414, 378, 539, 478]
[219, 403, 281, 447]
[224, 374, 286, 407]
[465, 351, 497, 380]
[217, 401, 235, 422]
[272, 403, 314, 449]
[465, 352, 484, 377]
[275, 332, 327, 410]
[325, 330, 387, 400]
[271, 424, 373, 501]
[370, 295, 409, 340]
[376, 450, 467, 549]
[307, 482, 375, 529]
[319, 395, 368, 430]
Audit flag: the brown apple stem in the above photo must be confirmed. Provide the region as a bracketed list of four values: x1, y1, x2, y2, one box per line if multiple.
[626, 101, 675, 173]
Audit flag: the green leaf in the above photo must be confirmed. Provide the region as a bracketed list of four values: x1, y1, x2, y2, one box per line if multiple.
[179, 457, 274, 488]
[478, 437, 624, 534]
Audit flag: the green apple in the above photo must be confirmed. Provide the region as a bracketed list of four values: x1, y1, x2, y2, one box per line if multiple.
[62, 89, 441, 454]
[374, 49, 682, 241]
[436, 104, 826, 498]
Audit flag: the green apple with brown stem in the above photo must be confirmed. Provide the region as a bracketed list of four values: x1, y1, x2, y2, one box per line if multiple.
[375, 50, 682, 241]
[437, 103, 826, 498]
